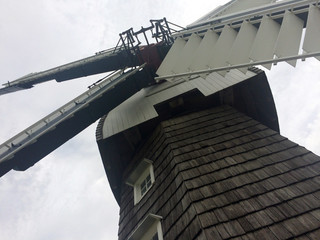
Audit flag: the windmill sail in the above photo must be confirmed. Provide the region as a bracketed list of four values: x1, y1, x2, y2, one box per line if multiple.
[156, 0, 320, 82]
[94, 1, 320, 239]
[0, 65, 151, 176]
[0, 18, 177, 176]
[0, 48, 138, 96]
[2, 0, 320, 239]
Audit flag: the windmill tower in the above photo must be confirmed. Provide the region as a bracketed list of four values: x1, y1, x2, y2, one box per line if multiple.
[94, 1, 320, 239]
[1, 0, 320, 239]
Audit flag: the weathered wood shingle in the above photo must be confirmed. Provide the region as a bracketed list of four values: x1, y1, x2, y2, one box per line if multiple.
[118, 106, 320, 239]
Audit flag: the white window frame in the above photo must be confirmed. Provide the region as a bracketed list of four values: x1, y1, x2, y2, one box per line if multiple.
[126, 159, 155, 205]
[127, 214, 163, 240]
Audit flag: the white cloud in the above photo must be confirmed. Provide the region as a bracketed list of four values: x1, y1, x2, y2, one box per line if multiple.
[266, 58, 320, 155]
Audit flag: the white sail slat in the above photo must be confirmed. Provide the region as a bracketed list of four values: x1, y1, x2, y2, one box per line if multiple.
[189, 30, 219, 72]
[156, 38, 186, 77]
[172, 33, 202, 74]
[228, 21, 258, 73]
[250, 15, 281, 69]
[274, 10, 304, 67]
[303, 5, 320, 61]
[208, 25, 238, 76]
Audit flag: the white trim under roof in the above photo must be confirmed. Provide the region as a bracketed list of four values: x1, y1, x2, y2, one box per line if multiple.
[188, 0, 275, 28]
[176, 0, 317, 38]
[101, 69, 256, 139]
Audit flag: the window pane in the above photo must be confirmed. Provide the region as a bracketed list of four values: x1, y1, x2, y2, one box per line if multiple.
[140, 181, 145, 190]
[146, 176, 151, 188]
[151, 232, 158, 240]
[141, 182, 147, 196]
[146, 174, 151, 182]
[140, 173, 152, 197]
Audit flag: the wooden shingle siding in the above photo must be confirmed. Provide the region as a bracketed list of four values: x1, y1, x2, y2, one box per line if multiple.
[118, 106, 320, 239]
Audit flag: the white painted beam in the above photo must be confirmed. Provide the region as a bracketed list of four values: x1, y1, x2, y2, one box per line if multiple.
[155, 51, 320, 82]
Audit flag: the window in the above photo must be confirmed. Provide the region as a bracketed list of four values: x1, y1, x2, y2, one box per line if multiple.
[126, 159, 155, 204]
[127, 214, 163, 240]
[140, 173, 152, 196]
[151, 232, 159, 240]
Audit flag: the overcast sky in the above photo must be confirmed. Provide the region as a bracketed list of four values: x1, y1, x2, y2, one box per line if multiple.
[1, 0, 320, 240]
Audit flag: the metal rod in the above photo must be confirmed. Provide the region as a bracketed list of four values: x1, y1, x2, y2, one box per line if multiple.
[164, 18, 172, 35]
[155, 52, 320, 81]
[166, 20, 186, 30]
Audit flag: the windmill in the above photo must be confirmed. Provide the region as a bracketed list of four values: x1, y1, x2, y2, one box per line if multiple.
[1, 0, 320, 240]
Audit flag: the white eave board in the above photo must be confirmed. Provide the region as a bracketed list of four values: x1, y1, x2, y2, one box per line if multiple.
[102, 69, 257, 139]
[188, 0, 275, 28]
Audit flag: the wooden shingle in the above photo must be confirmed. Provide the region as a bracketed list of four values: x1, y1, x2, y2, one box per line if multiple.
[117, 106, 320, 239]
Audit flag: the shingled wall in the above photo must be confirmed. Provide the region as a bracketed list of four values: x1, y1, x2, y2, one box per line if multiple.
[118, 105, 320, 240]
